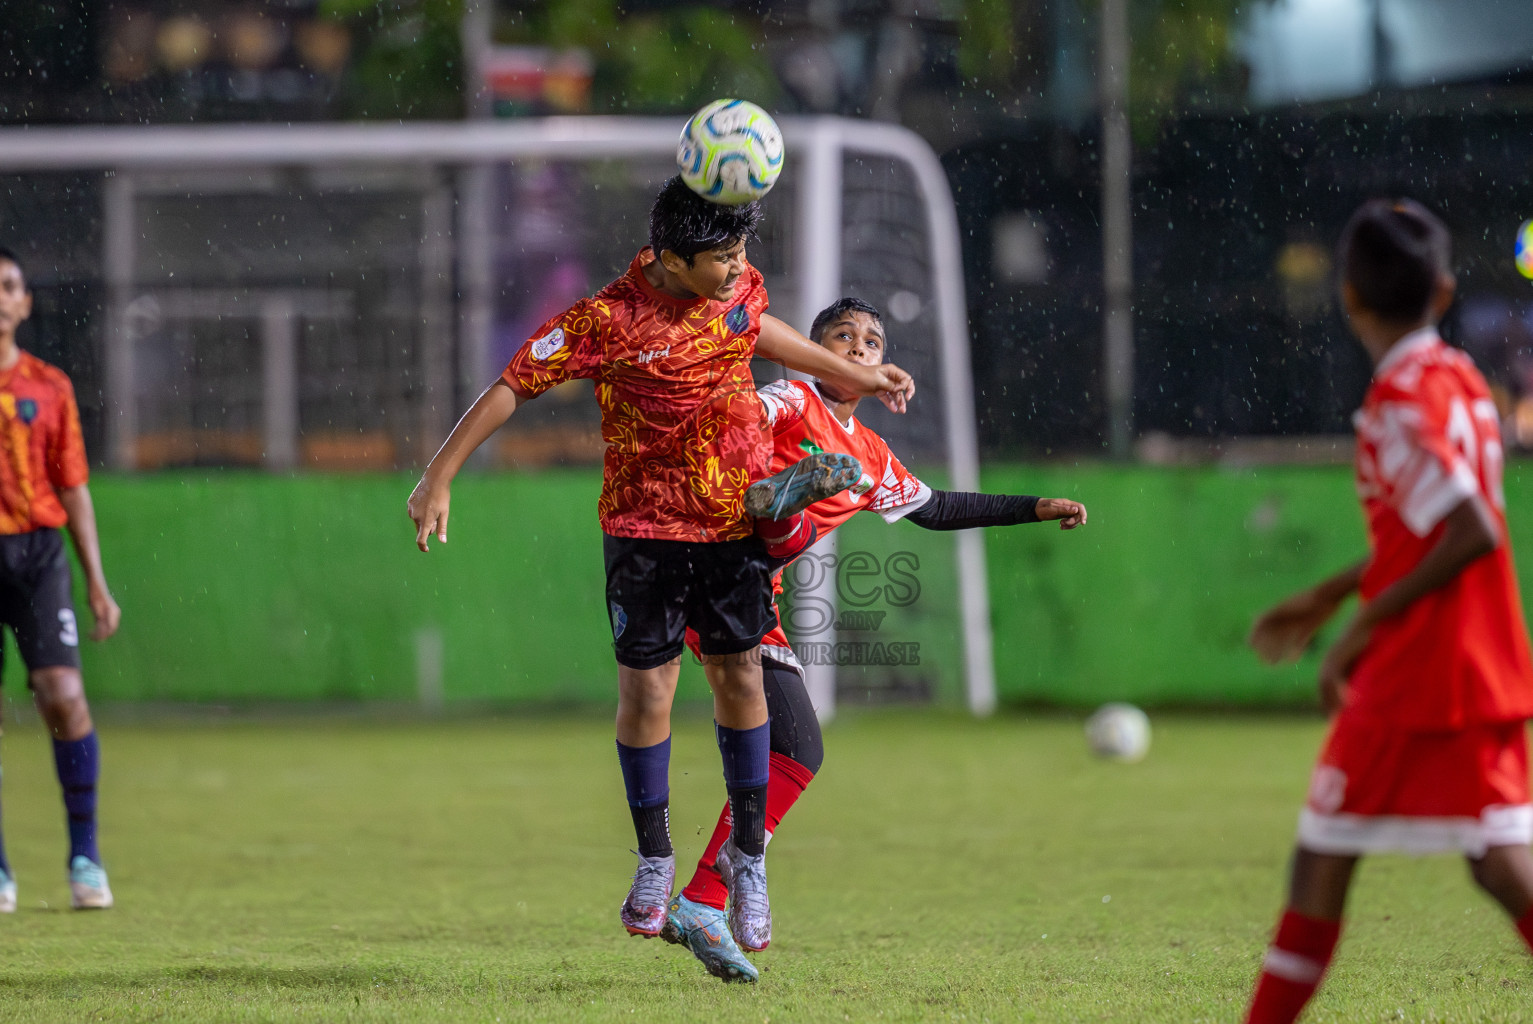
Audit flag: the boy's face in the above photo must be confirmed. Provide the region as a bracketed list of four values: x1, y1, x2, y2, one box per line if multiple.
[0, 260, 31, 339]
[662, 239, 748, 302]
[813, 310, 885, 403]
[817, 311, 885, 367]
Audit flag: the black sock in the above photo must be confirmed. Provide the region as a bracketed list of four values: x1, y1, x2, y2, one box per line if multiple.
[630, 801, 672, 859]
[728, 784, 767, 856]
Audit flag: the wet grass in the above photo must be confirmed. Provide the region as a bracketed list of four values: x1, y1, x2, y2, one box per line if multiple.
[0, 712, 1529, 1022]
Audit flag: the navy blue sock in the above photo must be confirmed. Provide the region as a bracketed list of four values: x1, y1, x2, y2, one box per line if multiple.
[616, 736, 672, 858]
[52, 732, 99, 865]
[715, 721, 769, 857]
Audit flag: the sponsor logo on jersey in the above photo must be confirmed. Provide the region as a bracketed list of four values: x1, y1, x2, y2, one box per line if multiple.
[530, 327, 566, 361]
[16, 399, 36, 424]
[725, 303, 750, 334]
[638, 346, 670, 366]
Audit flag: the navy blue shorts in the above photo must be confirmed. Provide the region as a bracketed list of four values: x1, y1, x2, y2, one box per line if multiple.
[0, 528, 81, 675]
[603, 534, 774, 670]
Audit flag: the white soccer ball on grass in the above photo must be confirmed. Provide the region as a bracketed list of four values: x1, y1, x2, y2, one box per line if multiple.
[676, 98, 785, 205]
[1085, 702, 1151, 762]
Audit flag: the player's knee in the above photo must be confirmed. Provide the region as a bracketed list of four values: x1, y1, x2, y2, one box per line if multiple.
[790, 732, 824, 775]
[707, 673, 762, 711]
[30, 667, 91, 737]
[1468, 852, 1514, 898]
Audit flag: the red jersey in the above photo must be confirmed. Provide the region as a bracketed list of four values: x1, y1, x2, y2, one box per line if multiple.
[501, 249, 772, 542]
[684, 378, 932, 671]
[757, 379, 931, 534]
[0, 351, 89, 535]
[1349, 328, 1533, 729]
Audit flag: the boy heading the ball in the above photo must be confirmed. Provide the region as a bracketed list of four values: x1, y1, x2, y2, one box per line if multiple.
[1244, 200, 1533, 1023]
[0, 247, 122, 912]
[661, 296, 1087, 981]
[406, 178, 913, 981]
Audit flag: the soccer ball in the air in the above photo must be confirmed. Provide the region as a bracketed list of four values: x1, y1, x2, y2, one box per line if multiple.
[1085, 703, 1151, 762]
[676, 99, 785, 205]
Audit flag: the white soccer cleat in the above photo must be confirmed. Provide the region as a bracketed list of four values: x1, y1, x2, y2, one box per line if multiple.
[68, 856, 112, 910]
[0, 868, 15, 913]
[715, 839, 771, 951]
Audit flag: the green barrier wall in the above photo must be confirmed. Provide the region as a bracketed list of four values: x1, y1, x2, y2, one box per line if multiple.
[38, 464, 1533, 708]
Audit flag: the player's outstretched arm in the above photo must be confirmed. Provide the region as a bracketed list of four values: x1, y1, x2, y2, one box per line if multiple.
[1315, 494, 1498, 711]
[1247, 559, 1366, 667]
[756, 314, 914, 413]
[58, 484, 121, 641]
[905, 492, 1086, 531]
[408, 381, 520, 552]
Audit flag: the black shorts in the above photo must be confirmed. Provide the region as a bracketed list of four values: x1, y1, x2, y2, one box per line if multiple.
[603, 533, 775, 670]
[0, 528, 81, 676]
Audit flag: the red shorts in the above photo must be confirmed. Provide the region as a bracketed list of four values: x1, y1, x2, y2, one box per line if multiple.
[1298, 711, 1532, 857]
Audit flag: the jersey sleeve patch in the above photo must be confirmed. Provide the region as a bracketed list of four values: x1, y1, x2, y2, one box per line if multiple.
[530, 327, 566, 361]
[502, 303, 599, 398]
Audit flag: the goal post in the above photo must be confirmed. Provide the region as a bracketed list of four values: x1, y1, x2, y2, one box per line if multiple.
[0, 115, 995, 718]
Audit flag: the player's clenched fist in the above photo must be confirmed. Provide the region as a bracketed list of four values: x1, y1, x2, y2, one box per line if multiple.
[407, 478, 451, 552]
[1035, 498, 1087, 530]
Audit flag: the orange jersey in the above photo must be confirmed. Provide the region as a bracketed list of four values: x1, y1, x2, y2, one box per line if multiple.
[502, 249, 771, 542]
[0, 351, 88, 534]
[1349, 328, 1533, 729]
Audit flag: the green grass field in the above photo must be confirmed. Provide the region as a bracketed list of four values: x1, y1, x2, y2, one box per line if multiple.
[1, 711, 1531, 1022]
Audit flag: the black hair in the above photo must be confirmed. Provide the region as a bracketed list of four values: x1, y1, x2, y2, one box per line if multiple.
[1337, 198, 1451, 322]
[648, 175, 762, 267]
[0, 247, 22, 280]
[810, 296, 883, 344]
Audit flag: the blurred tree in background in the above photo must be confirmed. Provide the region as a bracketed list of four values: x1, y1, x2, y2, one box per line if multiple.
[319, 0, 1258, 127]
[322, 0, 467, 118]
[500, 0, 778, 113]
[956, 0, 1261, 137]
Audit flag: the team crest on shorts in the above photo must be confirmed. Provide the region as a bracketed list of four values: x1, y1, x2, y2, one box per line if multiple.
[609, 601, 628, 639]
[725, 303, 750, 334]
[531, 327, 566, 361]
[16, 399, 36, 424]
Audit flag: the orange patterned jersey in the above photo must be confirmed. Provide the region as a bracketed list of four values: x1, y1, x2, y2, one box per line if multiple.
[501, 248, 771, 542]
[1350, 328, 1533, 729]
[0, 351, 89, 534]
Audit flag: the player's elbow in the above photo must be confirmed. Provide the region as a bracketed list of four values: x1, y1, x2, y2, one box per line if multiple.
[1449, 497, 1500, 561]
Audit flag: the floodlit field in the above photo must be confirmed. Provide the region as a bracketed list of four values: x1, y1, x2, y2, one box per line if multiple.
[0, 711, 1530, 1022]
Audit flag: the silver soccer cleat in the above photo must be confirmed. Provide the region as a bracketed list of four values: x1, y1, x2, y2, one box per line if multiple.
[619, 851, 674, 936]
[714, 839, 771, 951]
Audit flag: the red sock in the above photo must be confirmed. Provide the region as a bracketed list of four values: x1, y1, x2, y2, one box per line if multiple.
[755, 512, 817, 562]
[1246, 909, 1342, 1024]
[1515, 906, 1533, 953]
[681, 752, 815, 910]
